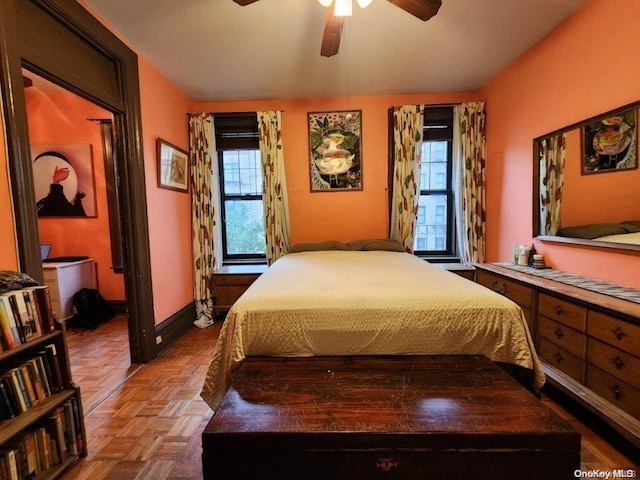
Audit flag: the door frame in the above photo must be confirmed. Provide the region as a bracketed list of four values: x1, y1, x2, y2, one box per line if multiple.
[0, 0, 155, 363]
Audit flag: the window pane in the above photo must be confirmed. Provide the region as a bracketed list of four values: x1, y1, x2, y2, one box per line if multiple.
[222, 150, 262, 195]
[413, 194, 447, 252]
[224, 199, 266, 255]
[420, 141, 448, 190]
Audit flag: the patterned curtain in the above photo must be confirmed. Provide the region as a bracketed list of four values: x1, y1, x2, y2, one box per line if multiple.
[257, 111, 291, 264]
[390, 105, 424, 252]
[456, 102, 487, 264]
[539, 134, 566, 235]
[189, 113, 217, 329]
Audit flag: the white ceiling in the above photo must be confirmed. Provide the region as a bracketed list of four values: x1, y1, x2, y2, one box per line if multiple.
[82, 0, 587, 102]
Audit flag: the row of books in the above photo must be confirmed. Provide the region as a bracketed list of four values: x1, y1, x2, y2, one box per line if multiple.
[0, 287, 56, 352]
[0, 344, 64, 422]
[0, 397, 83, 480]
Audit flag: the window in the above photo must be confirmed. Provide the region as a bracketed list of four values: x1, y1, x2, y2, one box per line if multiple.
[412, 106, 457, 258]
[215, 113, 266, 262]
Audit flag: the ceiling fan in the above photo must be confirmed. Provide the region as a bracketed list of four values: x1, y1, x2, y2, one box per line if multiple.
[233, 0, 442, 57]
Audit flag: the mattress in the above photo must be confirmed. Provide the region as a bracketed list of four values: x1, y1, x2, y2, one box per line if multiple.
[201, 251, 545, 410]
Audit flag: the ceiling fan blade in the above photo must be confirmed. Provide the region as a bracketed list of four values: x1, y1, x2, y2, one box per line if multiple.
[233, 0, 260, 5]
[386, 0, 442, 21]
[320, 9, 343, 58]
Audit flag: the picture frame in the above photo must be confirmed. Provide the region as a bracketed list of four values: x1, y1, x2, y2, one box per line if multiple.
[308, 110, 362, 191]
[581, 107, 637, 175]
[31, 143, 97, 217]
[157, 138, 189, 192]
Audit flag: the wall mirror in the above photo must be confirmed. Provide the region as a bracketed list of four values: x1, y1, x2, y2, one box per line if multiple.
[533, 100, 640, 253]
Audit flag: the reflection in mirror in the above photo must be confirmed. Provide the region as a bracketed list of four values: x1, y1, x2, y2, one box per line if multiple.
[535, 102, 640, 251]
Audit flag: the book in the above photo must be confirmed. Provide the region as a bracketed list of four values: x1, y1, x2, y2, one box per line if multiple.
[0, 449, 19, 480]
[5, 370, 29, 413]
[17, 365, 38, 407]
[4, 441, 29, 480]
[0, 297, 17, 349]
[9, 368, 32, 410]
[31, 355, 51, 397]
[34, 350, 57, 394]
[47, 409, 67, 464]
[25, 286, 56, 334]
[0, 294, 23, 345]
[70, 396, 84, 453]
[0, 377, 21, 417]
[22, 432, 38, 479]
[0, 379, 15, 421]
[9, 290, 31, 343]
[22, 290, 43, 340]
[63, 401, 78, 456]
[43, 344, 64, 391]
[24, 360, 46, 402]
[34, 427, 51, 471]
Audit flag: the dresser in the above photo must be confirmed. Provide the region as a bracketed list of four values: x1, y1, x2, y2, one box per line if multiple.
[42, 259, 97, 320]
[475, 263, 640, 447]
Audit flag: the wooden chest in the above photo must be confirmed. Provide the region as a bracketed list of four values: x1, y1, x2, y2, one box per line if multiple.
[202, 355, 580, 480]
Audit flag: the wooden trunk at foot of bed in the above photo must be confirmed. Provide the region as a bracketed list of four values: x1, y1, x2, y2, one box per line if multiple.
[202, 355, 580, 480]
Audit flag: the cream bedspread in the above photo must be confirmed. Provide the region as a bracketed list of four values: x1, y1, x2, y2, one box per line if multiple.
[595, 231, 640, 245]
[201, 251, 545, 410]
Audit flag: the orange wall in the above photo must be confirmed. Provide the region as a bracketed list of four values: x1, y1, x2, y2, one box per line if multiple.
[25, 89, 125, 301]
[195, 93, 479, 244]
[138, 58, 194, 325]
[481, 0, 640, 289]
[561, 128, 640, 227]
[0, 110, 19, 270]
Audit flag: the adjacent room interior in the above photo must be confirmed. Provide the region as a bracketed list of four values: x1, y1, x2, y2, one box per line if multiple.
[0, 0, 639, 479]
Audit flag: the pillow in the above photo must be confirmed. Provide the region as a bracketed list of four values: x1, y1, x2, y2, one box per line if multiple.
[288, 241, 348, 253]
[556, 223, 635, 240]
[0, 270, 39, 294]
[346, 239, 405, 252]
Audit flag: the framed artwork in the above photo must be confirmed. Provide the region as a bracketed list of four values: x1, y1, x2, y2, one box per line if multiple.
[582, 107, 637, 174]
[308, 110, 362, 191]
[31, 144, 96, 217]
[157, 138, 189, 192]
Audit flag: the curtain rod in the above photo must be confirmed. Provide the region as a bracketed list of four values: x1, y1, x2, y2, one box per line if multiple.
[187, 110, 286, 117]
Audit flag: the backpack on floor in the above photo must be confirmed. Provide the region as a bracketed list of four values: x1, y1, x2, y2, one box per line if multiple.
[69, 288, 114, 330]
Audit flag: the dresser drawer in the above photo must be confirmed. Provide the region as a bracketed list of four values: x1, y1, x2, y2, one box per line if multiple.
[587, 338, 640, 390]
[539, 338, 585, 383]
[587, 311, 640, 355]
[586, 366, 640, 420]
[476, 270, 533, 309]
[538, 316, 586, 359]
[538, 293, 586, 332]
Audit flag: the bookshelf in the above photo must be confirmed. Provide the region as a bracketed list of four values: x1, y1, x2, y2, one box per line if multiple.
[0, 285, 87, 479]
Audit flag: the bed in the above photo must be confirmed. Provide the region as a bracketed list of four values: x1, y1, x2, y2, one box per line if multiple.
[200, 249, 545, 411]
[594, 231, 640, 245]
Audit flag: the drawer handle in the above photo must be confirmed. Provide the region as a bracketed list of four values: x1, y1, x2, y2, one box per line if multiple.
[554, 328, 564, 340]
[491, 280, 507, 295]
[376, 458, 398, 472]
[554, 305, 563, 315]
[611, 356, 625, 370]
[554, 352, 563, 363]
[611, 327, 626, 341]
[610, 385, 623, 400]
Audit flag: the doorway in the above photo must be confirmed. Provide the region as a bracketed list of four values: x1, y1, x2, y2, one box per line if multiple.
[0, 0, 156, 363]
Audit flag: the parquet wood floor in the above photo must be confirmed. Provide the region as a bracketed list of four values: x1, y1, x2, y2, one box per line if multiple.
[60, 319, 637, 480]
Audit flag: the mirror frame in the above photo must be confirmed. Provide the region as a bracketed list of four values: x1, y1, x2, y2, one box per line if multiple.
[533, 99, 640, 254]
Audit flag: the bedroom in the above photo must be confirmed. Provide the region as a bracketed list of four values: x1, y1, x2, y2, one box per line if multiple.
[0, 0, 639, 478]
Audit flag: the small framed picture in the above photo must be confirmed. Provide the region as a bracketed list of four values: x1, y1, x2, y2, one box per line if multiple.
[157, 138, 189, 192]
[581, 107, 637, 175]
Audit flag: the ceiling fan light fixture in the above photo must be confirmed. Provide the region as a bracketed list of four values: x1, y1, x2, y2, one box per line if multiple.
[333, 0, 353, 16]
[356, 0, 373, 8]
[318, 0, 334, 7]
